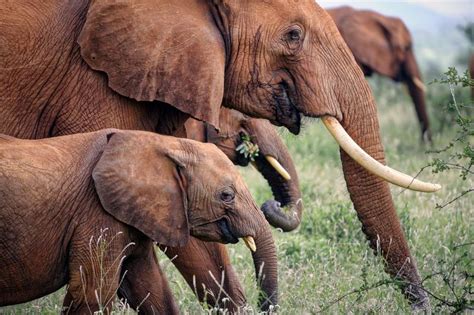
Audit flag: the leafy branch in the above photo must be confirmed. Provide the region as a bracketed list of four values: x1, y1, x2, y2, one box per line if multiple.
[427, 68, 473, 207]
[236, 134, 260, 161]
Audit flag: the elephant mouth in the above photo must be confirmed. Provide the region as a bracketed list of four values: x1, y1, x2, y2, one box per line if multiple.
[217, 219, 239, 244]
[233, 137, 253, 167]
[273, 81, 301, 135]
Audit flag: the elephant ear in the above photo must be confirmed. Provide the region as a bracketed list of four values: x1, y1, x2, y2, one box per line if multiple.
[78, 0, 225, 128]
[92, 131, 189, 247]
[339, 13, 401, 78]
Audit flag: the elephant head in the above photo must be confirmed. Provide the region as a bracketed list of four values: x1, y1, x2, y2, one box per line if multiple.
[92, 131, 278, 310]
[328, 6, 432, 142]
[79, 0, 440, 309]
[186, 108, 303, 232]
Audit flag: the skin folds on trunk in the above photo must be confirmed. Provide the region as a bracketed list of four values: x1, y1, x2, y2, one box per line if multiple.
[255, 151, 302, 232]
[245, 118, 303, 232]
[251, 216, 279, 311]
[336, 76, 429, 309]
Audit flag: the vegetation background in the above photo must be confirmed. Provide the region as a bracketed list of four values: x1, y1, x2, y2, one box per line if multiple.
[2, 6, 472, 315]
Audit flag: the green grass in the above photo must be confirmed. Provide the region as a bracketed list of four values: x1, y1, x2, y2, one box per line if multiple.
[2, 78, 472, 314]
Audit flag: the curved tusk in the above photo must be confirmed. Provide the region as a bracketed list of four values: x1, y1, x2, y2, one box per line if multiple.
[243, 236, 256, 252]
[321, 116, 441, 193]
[412, 77, 427, 92]
[265, 156, 291, 180]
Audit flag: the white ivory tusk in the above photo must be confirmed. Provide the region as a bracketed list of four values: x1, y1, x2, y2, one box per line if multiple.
[412, 77, 427, 92]
[265, 156, 291, 181]
[243, 236, 256, 252]
[321, 116, 441, 193]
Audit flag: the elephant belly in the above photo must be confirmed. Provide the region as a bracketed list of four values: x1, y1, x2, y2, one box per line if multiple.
[0, 206, 71, 305]
[0, 249, 68, 306]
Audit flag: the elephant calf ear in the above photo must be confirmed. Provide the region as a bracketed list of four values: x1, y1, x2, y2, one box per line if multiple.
[78, 0, 225, 128]
[92, 132, 189, 247]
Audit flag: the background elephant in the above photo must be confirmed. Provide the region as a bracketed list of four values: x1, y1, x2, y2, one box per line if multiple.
[186, 108, 303, 232]
[0, 0, 439, 310]
[0, 130, 277, 312]
[328, 6, 432, 142]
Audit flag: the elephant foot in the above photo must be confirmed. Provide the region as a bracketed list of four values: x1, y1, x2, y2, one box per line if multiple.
[421, 129, 432, 144]
[405, 282, 431, 312]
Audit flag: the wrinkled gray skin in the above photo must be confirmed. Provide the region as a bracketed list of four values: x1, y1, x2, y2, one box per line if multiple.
[186, 108, 303, 232]
[0, 130, 277, 313]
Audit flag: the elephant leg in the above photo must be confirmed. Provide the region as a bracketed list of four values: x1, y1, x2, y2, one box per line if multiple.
[118, 243, 179, 314]
[160, 237, 246, 312]
[62, 226, 130, 314]
[63, 251, 121, 314]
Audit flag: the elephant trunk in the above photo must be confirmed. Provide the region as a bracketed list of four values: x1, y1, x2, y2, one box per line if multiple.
[336, 78, 429, 309]
[256, 152, 302, 232]
[249, 120, 303, 232]
[402, 49, 431, 142]
[250, 217, 278, 311]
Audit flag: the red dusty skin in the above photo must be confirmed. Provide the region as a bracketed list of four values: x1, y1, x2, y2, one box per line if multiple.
[336, 74, 429, 309]
[250, 215, 278, 311]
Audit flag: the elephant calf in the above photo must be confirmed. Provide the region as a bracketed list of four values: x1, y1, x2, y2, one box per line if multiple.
[185, 108, 303, 232]
[0, 129, 277, 313]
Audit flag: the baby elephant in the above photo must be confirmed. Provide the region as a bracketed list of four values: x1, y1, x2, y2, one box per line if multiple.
[0, 130, 277, 313]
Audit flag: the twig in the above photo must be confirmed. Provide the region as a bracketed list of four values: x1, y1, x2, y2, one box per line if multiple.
[435, 188, 474, 209]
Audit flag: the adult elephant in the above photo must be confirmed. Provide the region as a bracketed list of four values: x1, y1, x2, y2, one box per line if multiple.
[0, 0, 439, 311]
[186, 108, 303, 232]
[328, 6, 432, 142]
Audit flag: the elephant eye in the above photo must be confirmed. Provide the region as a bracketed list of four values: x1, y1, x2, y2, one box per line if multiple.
[283, 25, 304, 53]
[220, 189, 235, 203]
[287, 29, 301, 42]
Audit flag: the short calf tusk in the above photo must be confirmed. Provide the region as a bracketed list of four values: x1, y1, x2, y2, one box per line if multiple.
[412, 77, 427, 92]
[321, 116, 441, 193]
[265, 156, 291, 180]
[243, 236, 257, 252]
